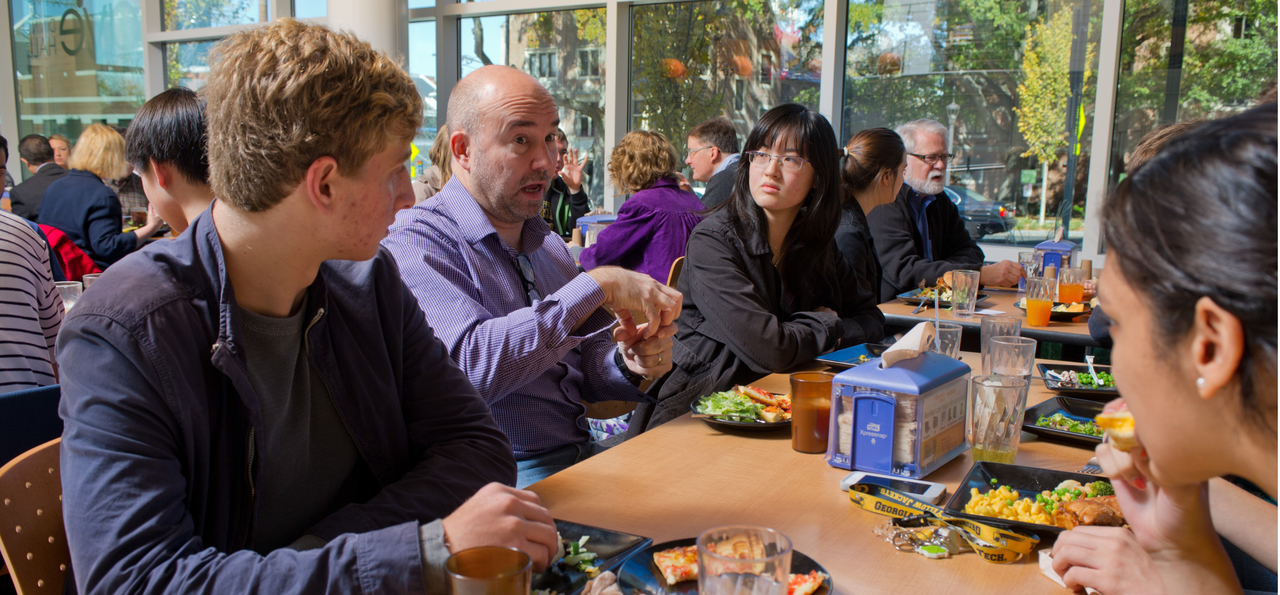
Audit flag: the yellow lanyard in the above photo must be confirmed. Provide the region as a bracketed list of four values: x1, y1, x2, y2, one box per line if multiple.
[848, 482, 1041, 563]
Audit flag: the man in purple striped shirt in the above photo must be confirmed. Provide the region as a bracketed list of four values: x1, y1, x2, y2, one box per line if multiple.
[385, 66, 682, 488]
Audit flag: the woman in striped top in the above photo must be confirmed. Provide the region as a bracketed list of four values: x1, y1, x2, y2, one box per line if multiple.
[0, 208, 63, 391]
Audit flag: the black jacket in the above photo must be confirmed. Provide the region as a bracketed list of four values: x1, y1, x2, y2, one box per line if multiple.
[699, 166, 735, 209]
[868, 185, 984, 302]
[543, 177, 590, 239]
[9, 162, 65, 220]
[834, 201, 884, 304]
[629, 209, 885, 434]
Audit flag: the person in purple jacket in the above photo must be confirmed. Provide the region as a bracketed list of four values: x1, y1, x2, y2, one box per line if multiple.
[579, 130, 705, 285]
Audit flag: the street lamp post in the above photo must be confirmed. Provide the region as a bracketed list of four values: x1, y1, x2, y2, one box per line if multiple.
[945, 101, 959, 185]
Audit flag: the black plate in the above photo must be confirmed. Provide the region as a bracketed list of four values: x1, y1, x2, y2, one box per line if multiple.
[1014, 300, 1093, 321]
[1036, 363, 1120, 400]
[897, 289, 991, 307]
[815, 342, 891, 369]
[617, 538, 832, 595]
[943, 462, 1113, 537]
[535, 520, 652, 595]
[1024, 397, 1106, 447]
[690, 398, 790, 432]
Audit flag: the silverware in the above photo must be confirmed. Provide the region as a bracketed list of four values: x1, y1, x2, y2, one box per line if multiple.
[910, 301, 927, 315]
[1085, 355, 1102, 387]
[1078, 457, 1102, 475]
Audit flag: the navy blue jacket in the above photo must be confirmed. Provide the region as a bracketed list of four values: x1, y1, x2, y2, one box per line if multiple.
[57, 208, 516, 593]
[37, 169, 138, 268]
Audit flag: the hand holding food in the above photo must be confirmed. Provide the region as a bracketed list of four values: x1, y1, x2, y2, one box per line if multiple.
[440, 482, 559, 572]
[1095, 410, 1138, 452]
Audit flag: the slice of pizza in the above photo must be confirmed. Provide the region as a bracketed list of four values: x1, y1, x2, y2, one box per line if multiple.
[652, 545, 698, 585]
[736, 385, 780, 407]
[788, 571, 828, 595]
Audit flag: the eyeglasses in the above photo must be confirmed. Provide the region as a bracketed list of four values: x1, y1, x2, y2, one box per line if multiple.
[686, 146, 712, 160]
[513, 253, 541, 306]
[745, 151, 810, 173]
[908, 152, 954, 165]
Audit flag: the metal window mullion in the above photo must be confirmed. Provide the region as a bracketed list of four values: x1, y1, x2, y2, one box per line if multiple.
[1079, 0, 1124, 265]
[436, 0, 459, 127]
[603, 0, 631, 212]
[818, 0, 848, 136]
[143, 23, 263, 44]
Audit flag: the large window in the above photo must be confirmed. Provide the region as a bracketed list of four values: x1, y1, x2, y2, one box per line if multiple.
[843, 0, 1103, 246]
[1106, 0, 1276, 185]
[630, 0, 825, 160]
[166, 40, 216, 90]
[408, 20, 438, 177]
[8, 0, 144, 180]
[459, 9, 608, 206]
[165, 0, 265, 30]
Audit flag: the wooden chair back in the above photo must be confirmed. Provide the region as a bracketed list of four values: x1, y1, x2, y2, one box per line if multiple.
[0, 439, 68, 594]
[666, 256, 685, 288]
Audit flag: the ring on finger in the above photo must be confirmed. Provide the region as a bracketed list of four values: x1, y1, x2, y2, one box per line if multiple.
[657, 353, 663, 365]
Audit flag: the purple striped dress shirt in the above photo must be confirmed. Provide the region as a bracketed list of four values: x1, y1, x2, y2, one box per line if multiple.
[383, 177, 646, 458]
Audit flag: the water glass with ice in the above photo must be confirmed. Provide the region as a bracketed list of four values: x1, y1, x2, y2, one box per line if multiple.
[697, 526, 792, 595]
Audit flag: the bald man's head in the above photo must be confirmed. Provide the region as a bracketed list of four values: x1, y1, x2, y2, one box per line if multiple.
[448, 65, 553, 137]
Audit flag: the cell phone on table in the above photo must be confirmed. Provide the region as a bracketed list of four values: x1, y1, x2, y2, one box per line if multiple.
[840, 471, 947, 504]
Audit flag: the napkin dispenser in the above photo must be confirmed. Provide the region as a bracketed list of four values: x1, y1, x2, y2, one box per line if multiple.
[825, 352, 971, 478]
[577, 214, 617, 246]
[1035, 239, 1078, 278]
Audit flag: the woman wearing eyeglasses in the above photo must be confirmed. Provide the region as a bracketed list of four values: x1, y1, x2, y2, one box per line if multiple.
[628, 103, 885, 435]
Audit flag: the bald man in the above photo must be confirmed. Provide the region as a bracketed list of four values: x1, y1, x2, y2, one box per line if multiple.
[385, 66, 681, 488]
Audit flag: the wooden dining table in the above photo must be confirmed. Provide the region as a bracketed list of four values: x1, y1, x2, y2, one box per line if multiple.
[530, 353, 1103, 595]
[879, 290, 1101, 347]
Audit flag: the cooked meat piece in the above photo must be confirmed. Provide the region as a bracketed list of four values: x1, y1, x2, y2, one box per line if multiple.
[1054, 496, 1127, 530]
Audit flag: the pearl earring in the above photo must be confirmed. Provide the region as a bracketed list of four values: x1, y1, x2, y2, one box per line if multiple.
[1196, 377, 1206, 388]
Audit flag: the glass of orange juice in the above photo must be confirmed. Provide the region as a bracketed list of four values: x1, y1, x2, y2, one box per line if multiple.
[1058, 267, 1087, 304]
[1025, 277, 1055, 327]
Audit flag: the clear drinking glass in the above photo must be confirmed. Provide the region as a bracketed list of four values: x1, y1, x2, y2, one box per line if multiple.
[790, 372, 834, 454]
[1058, 267, 1087, 304]
[950, 269, 981, 318]
[55, 281, 83, 313]
[930, 322, 963, 359]
[980, 316, 1022, 375]
[697, 526, 792, 595]
[81, 273, 102, 289]
[1025, 277, 1055, 327]
[969, 376, 1030, 464]
[1017, 251, 1042, 292]
[446, 547, 532, 595]
[972, 336, 1036, 444]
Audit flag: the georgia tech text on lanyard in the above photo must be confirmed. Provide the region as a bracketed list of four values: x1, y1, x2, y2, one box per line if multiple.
[849, 482, 1041, 563]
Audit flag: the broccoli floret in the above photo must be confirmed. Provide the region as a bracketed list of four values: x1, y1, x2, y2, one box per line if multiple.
[1089, 481, 1115, 497]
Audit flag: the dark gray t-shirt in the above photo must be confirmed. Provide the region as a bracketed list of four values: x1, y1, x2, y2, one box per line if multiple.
[236, 300, 361, 553]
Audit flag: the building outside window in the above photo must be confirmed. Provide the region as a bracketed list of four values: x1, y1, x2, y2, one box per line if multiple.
[8, 0, 144, 181]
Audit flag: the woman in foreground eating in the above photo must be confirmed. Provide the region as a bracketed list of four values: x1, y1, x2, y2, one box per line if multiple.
[1052, 105, 1277, 594]
[628, 103, 884, 434]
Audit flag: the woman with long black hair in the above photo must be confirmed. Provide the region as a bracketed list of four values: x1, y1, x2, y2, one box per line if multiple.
[628, 103, 885, 434]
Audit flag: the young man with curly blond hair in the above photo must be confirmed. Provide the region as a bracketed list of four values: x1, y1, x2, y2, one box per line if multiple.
[57, 20, 558, 594]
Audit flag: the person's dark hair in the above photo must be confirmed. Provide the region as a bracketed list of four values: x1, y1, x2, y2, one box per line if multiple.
[841, 128, 904, 200]
[0, 134, 7, 162]
[1103, 104, 1277, 435]
[554, 128, 568, 144]
[18, 134, 53, 165]
[125, 87, 210, 185]
[689, 117, 739, 155]
[1127, 120, 1203, 172]
[724, 103, 842, 308]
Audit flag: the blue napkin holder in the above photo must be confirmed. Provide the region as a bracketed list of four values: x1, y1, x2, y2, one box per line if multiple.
[1034, 239, 1078, 278]
[577, 214, 618, 239]
[825, 352, 971, 478]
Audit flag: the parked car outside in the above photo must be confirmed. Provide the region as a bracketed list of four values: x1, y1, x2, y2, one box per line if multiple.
[944, 185, 1016, 240]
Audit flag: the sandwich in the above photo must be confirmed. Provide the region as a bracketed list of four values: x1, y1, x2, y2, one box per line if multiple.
[1094, 410, 1138, 451]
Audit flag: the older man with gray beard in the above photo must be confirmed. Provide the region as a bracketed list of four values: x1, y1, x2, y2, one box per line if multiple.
[384, 65, 681, 488]
[867, 118, 1023, 302]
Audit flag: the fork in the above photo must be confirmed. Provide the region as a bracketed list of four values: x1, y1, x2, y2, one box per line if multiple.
[1078, 457, 1102, 475]
[910, 301, 928, 315]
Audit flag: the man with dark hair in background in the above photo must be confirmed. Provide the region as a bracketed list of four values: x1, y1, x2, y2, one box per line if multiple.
[543, 128, 591, 240]
[10, 134, 66, 221]
[108, 124, 148, 215]
[685, 117, 740, 209]
[124, 87, 215, 235]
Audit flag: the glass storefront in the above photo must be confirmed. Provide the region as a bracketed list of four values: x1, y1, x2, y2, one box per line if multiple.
[842, 0, 1103, 245]
[8, 0, 144, 181]
[165, 40, 216, 90]
[165, 0, 264, 30]
[459, 9, 608, 206]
